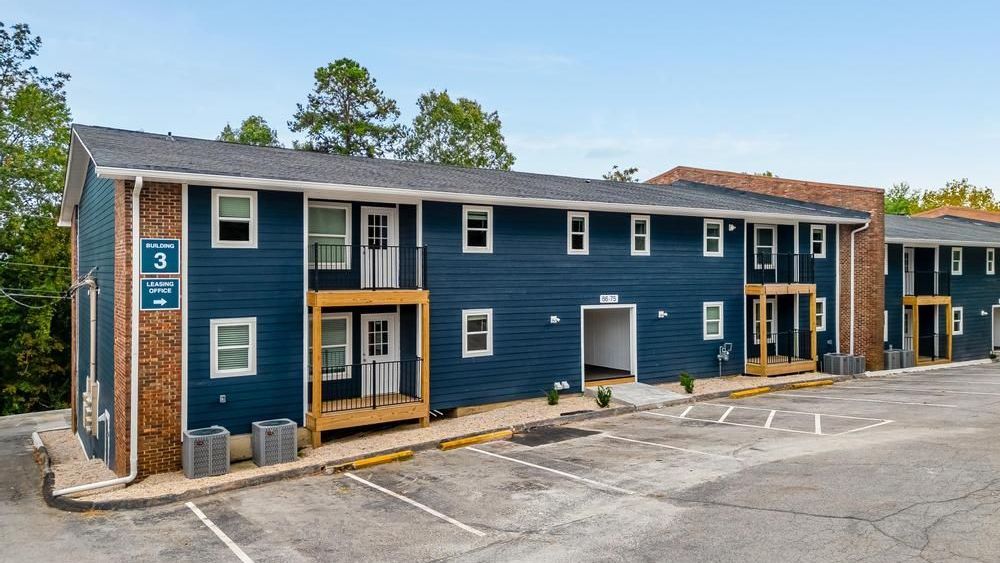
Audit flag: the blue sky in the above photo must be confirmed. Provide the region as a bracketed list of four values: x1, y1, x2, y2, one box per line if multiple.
[6, 1, 1000, 190]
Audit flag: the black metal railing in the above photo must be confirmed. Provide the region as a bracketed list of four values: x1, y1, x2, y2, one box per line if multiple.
[309, 244, 426, 290]
[904, 270, 950, 296]
[917, 333, 943, 360]
[747, 329, 813, 365]
[310, 354, 423, 414]
[748, 253, 815, 284]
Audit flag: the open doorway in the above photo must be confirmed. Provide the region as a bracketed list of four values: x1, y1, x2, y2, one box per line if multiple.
[581, 305, 637, 388]
[993, 305, 1000, 351]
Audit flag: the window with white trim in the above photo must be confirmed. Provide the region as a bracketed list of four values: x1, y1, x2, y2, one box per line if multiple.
[308, 202, 350, 268]
[752, 298, 776, 344]
[309, 313, 352, 380]
[703, 219, 724, 257]
[884, 244, 889, 276]
[462, 308, 493, 357]
[631, 215, 650, 256]
[951, 247, 963, 275]
[703, 302, 724, 340]
[567, 212, 589, 255]
[210, 318, 256, 378]
[212, 189, 257, 248]
[952, 307, 964, 335]
[884, 310, 888, 342]
[754, 225, 776, 267]
[811, 225, 826, 258]
[462, 205, 492, 253]
[815, 297, 827, 332]
[988, 248, 996, 275]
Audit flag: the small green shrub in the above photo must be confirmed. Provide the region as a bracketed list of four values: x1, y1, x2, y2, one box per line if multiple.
[595, 386, 613, 408]
[679, 372, 695, 394]
[545, 388, 560, 405]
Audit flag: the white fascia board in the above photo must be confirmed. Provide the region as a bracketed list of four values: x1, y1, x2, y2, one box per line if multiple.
[94, 166, 870, 225]
[886, 237, 1000, 248]
[58, 131, 96, 227]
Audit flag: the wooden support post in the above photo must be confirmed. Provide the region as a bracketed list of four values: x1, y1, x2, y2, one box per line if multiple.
[913, 306, 920, 362]
[945, 302, 953, 361]
[311, 305, 323, 448]
[419, 300, 431, 428]
[759, 290, 769, 374]
[809, 292, 818, 361]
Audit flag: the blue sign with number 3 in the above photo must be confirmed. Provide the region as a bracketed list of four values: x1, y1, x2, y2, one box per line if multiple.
[140, 238, 180, 275]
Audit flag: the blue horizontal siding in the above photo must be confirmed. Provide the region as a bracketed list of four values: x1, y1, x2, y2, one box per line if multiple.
[76, 163, 117, 463]
[884, 243, 903, 349]
[948, 245, 1000, 361]
[423, 202, 745, 410]
[187, 187, 304, 433]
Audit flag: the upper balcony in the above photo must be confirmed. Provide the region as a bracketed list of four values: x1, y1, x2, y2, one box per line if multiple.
[308, 243, 427, 292]
[746, 252, 815, 294]
[904, 270, 950, 298]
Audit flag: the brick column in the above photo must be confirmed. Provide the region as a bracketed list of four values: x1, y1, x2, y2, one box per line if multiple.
[647, 167, 885, 369]
[113, 180, 184, 478]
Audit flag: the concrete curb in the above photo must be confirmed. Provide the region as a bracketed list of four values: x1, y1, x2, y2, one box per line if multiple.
[34, 365, 966, 511]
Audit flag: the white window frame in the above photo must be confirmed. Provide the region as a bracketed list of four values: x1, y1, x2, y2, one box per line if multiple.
[815, 297, 827, 332]
[462, 308, 494, 358]
[884, 310, 888, 342]
[753, 224, 777, 267]
[210, 317, 257, 378]
[703, 302, 724, 340]
[951, 247, 963, 275]
[952, 307, 964, 335]
[631, 215, 650, 256]
[811, 225, 826, 258]
[307, 201, 351, 268]
[310, 312, 352, 381]
[211, 189, 258, 249]
[567, 211, 589, 255]
[703, 219, 724, 257]
[752, 298, 776, 344]
[462, 205, 493, 253]
[988, 248, 996, 275]
[884, 244, 889, 276]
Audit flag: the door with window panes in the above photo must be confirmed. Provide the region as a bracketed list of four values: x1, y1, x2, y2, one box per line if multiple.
[361, 207, 399, 288]
[360, 313, 400, 397]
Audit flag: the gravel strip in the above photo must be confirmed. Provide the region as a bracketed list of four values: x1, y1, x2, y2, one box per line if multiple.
[39, 429, 118, 492]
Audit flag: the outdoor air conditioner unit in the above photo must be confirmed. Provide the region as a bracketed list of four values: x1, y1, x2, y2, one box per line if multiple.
[900, 349, 916, 368]
[251, 418, 297, 467]
[884, 349, 902, 370]
[823, 353, 851, 375]
[183, 426, 230, 479]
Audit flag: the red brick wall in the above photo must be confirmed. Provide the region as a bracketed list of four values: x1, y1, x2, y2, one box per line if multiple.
[112, 180, 184, 478]
[648, 167, 885, 369]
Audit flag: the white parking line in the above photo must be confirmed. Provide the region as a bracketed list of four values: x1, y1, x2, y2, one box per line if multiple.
[903, 379, 1000, 385]
[643, 411, 819, 435]
[767, 392, 957, 408]
[645, 404, 891, 436]
[344, 472, 486, 537]
[466, 447, 636, 495]
[717, 406, 735, 423]
[814, 414, 822, 435]
[703, 402, 888, 422]
[602, 434, 736, 459]
[764, 410, 776, 428]
[679, 405, 694, 418]
[186, 502, 255, 563]
[840, 385, 1000, 397]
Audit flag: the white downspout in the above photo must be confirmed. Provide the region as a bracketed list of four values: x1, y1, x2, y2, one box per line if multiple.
[82, 278, 97, 394]
[54, 176, 143, 497]
[849, 220, 871, 355]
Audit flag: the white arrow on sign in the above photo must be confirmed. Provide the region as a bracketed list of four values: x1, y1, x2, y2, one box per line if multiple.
[153, 298, 167, 306]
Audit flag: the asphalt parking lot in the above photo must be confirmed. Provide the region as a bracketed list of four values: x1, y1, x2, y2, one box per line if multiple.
[7, 363, 1000, 562]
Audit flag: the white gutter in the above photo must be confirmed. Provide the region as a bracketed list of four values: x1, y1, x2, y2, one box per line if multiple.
[886, 237, 1000, 248]
[849, 220, 871, 355]
[82, 278, 97, 395]
[53, 176, 143, 497]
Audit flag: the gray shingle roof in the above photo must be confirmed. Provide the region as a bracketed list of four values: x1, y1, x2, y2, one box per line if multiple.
[886, 214, 1000, 245]
[68, 124, 869, 222]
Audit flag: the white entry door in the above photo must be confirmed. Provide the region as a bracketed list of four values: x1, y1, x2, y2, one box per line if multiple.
[903, 307, 913, 350]
[360, 313, 400, 396]
[361, 206, 399, 289]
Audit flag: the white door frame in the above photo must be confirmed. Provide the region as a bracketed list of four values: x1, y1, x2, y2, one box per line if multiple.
[579, 304, 638, 389]
[902, 306, 913, 350]
[360, 312, 400, 396]
[903, 247, 914, 295]
[993, 305, 1000, 350]
[360, 206, 399, 288]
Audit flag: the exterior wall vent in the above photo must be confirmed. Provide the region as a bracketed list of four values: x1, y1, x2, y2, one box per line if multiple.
[251, 418, 297, 467]
[182, 426, 230, 479]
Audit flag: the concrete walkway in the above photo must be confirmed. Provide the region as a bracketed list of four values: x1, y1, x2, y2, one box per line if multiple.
[591, 382, 687, 407]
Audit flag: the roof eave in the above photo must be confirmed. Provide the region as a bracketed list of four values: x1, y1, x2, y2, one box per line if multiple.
[58, 130, 95, 227]
[886, 237, 1000, 247]
[93, 166, 870, 224]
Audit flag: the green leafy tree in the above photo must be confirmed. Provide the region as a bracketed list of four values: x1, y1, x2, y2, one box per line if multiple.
[754, 170, 777, 178]
[400, 90, 515, 170]
[218, 115, 282, 147]
[602, 165, 640, 182]
[917, 178, 999, 212]
[884, 181, 918, 215]
[289, 58, 404, 157]
[0, 22, 72, 414]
